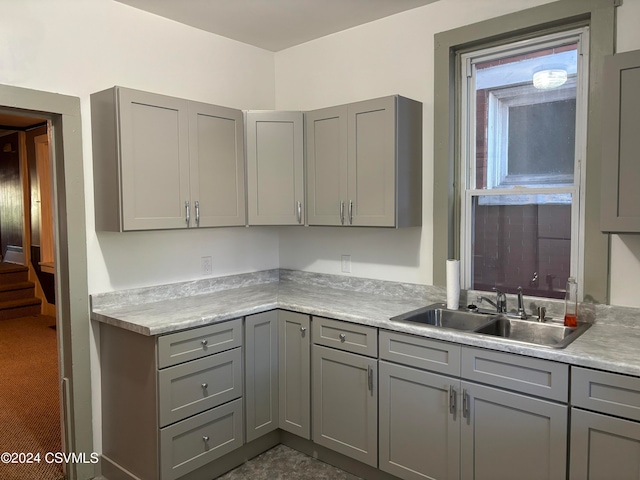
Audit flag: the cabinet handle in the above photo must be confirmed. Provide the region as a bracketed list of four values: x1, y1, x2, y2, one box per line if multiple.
[462, 389, 469, 418]
[185, 201, 190, 226]
[339, 333, 346, 342]
[348, 200, 353, 225]
[340, 201, 345, 225]
[449, 385, 457, 415]
[201, 383, 208, 390]
[297, 201, 302, 224]
[201, 339, 208, 348]
[202, 436, 209, 443]
[195, 200, 200, 226]
[300, 326, 306, 337]
[368, 365, 374, 395]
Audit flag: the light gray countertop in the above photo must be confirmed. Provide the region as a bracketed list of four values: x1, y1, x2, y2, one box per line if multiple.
[91, 270, 640, 377]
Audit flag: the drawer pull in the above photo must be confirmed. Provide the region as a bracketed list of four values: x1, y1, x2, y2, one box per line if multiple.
[339, 333, 346, 342]
[202, 436, 209, 442]
[201, 383, 208, 390]
[201, 340, 208, 347]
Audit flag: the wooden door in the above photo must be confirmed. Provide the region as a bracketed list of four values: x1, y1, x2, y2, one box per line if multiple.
[188, 101, 246, 227]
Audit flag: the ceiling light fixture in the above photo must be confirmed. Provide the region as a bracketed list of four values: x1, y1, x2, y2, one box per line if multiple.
[532, 69, 568, 89]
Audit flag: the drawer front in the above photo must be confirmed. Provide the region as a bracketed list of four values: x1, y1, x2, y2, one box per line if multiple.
[462, 346, 568, 402]
[380, 330, 461, 376]
[158, 318, 242, 368]
[312, 316, 377, 357]
[572, 366, 640, 421]
[158, 347, 242, 427]
[160, 398, 243, 480]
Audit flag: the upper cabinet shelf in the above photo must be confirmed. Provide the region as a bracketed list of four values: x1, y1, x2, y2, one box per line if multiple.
[91, 87, 246, 231]
[307, 96, 422, 228]
[601, 50, 640, 233]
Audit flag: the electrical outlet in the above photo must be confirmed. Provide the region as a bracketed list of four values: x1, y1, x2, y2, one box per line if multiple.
[202, 256, 212, 276]
[341, 255, 351, 273]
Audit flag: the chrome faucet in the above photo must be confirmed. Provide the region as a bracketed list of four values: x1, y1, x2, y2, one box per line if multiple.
[477, 287, 507, 313]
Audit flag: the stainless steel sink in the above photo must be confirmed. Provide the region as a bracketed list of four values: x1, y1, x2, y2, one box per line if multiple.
[391, 303, 495, 331]
[474, 316, 591, 349]
[391, 304, 591, 349]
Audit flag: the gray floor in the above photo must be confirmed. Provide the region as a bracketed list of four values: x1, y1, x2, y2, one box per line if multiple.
[217, 445, 362, 480]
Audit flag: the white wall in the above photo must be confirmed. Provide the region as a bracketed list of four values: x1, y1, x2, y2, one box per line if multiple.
[274, 0, 556, 285]
[276, 0, 640, 307]
[609, 0, 640, 308]
[0, 0, 280, 295]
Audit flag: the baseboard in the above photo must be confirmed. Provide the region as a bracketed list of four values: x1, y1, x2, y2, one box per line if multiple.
[99, 455, 144, 480]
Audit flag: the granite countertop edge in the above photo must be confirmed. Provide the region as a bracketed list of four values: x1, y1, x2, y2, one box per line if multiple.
[91, 280, 640, 377]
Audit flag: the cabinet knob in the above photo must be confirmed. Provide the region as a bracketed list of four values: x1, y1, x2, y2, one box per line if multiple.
[201, 383, 208, 389]
[339, 333, 346, 342]
[202, 436, 209, 443]
[201, 339, 208, 347]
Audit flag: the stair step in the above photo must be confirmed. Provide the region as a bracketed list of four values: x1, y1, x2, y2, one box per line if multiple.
[0, 264, 29, 285]
[0, 281, 36, 302]
[0, 297, 42, 321]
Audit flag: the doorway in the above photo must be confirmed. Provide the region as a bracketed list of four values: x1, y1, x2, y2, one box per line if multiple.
[0, 84, 92, 480]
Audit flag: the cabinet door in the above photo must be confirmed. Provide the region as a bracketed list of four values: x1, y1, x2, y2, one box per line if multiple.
[601, 50, 640, 232]
[379, 361, 460, 480]
[460, 381, 567, 480]
[118, 88, 190, 230]
[188, 101, 246, 227]
[570, 408, 640, 480]
[347, 96, 396, 227]
[312, 344, 377, 467]
[278, 310, 311, 439]
[306, 105, 348, 226]
[246, 111, 304, 225]
[245, 311, 279, 442]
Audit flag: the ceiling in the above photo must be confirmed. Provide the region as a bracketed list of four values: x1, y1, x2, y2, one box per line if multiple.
[114, 0, 439, 52]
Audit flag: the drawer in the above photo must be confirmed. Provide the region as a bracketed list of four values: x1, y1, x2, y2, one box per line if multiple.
[461, 346, 569, 402]
[380, 330, 461, 376]
[312, 316, 377, 357]
[160, 397, 243, 480]
[572, 366, 640, 422]
[158, 347, 242, 427]
[157, 318, 242, 368]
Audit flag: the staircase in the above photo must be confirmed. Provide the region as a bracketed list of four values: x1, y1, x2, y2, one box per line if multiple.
[0, 263, 41, 320]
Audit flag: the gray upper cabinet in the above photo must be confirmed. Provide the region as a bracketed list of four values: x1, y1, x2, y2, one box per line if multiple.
[306, 95, 422, 227]
[188, 101, 246, 228]
[601, 49, 640, 232]
[91, 86, 246, 231]
[246, 111, 305, 225]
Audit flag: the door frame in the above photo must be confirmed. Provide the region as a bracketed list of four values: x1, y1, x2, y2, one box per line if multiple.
[0, 83, 92, 480]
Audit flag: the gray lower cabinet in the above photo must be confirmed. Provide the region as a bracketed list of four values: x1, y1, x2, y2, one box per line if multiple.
[570, 366, 640, 479]
[312, 344, 378, 467]
[100, 319, 244, 480]
[306, 95, 422, 227]
[278, 310, 311, 439]
[601, 49, 640, 232]
[379, 360, 460, 480]
[245, 311, 279, 442]
[91, 86, 245, 231]
[245, 111, 305, 225]
[460, 381, 568, 480]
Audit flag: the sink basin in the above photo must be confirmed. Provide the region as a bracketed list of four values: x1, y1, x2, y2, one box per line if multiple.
[475, 316, 591, 349]
[391, 304, 495, 331]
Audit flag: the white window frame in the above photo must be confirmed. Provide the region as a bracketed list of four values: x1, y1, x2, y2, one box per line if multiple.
[459, 27, 589, 299]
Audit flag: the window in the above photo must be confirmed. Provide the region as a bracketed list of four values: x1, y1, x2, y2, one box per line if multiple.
[459, 28, 589, 299]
